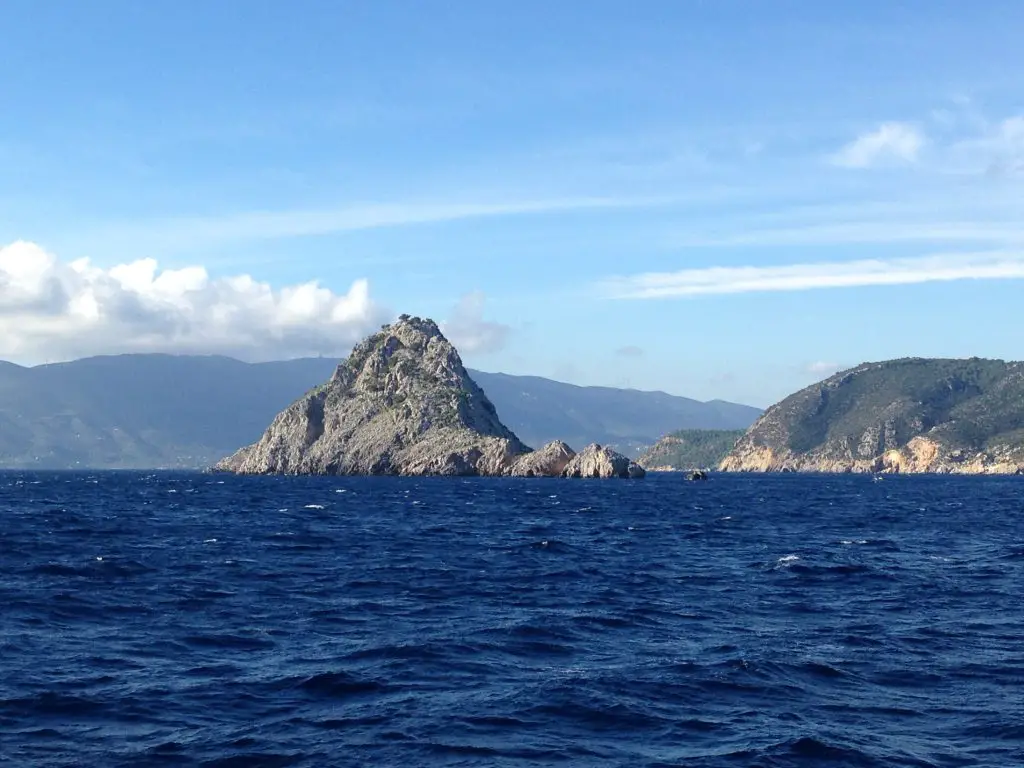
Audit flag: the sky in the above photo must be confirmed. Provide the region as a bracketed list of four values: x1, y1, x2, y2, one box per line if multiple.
[2, 0, 1023, 407]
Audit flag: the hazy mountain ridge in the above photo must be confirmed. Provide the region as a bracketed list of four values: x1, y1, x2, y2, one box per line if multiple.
[0, 353, 759, 469]
[467, 371, 760, 453]
[0, 354, 342, 469]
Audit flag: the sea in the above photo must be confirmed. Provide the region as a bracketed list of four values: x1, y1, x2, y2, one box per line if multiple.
[1, 471, 1021, 767]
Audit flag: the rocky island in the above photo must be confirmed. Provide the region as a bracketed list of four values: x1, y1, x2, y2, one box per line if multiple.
[720, 357, 1024, 474]
[215, 316, 644, 478]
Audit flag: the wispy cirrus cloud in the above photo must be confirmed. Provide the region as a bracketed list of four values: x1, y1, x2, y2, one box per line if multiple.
[71, 196, 668, 260]
[829, 122, 925, 168]
[948, 115, 1024, 176]
[671, 220, 1024, 249]
[598, 250, 1024, 299]
[827, 109, 1024, 176]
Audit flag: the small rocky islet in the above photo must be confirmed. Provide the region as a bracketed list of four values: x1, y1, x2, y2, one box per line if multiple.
[214, 315, 644, 478]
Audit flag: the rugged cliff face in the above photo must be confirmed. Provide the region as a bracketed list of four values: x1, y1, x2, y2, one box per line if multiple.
[216, 316, 529, 476]
[507, 440, 576, 477]
[562, 444, 646, 479]
[720, 358, 1024, 474]
[215, 316, 645, 478]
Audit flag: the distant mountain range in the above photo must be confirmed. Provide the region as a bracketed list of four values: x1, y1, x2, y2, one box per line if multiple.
[0, 354, 761, 469]
[468, 371, 759, 453]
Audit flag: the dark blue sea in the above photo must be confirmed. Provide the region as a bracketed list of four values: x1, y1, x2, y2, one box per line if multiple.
[1, 472, 1022, 767]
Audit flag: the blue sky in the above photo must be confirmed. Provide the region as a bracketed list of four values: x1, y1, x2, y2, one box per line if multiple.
[2, 1, 1023, 406]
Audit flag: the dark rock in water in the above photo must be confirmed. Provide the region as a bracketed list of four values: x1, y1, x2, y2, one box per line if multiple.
[560, 443, 645, 479]
[687, 469, 708, 481]
[214, 317, 643, 479]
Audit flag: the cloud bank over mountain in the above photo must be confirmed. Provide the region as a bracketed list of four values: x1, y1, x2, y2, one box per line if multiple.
[0, 241, 383, 363]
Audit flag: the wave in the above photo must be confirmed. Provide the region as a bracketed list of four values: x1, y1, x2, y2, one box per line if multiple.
[2, 470, 1021, 768]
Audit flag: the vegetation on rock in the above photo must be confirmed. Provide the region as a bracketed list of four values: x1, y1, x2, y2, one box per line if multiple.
[720, 357, 1024, 474]
[638, 429, 745, 470]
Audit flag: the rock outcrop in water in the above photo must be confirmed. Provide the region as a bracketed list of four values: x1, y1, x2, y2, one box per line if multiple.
[561, 443, 646, 479]
[507, 440, 576, 477]
[215, 316, 644, 478]
[720, 357, 1024, 474]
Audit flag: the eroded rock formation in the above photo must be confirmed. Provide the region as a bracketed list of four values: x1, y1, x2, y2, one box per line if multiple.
[215, 317, 645, 478]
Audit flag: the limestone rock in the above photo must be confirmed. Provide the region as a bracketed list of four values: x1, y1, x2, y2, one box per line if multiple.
[560, 443, 646, 479]
[215, 316, 530, 476]
[214, 316, 645, 479]
[507, 440, 576, 477]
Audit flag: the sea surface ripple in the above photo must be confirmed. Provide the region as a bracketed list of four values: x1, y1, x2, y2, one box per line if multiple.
[1, 472, 1022, 767]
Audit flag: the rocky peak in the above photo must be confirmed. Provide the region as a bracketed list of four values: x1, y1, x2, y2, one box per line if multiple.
[215, 315, 527, 475]
[333, 315, 472, 392]
[215, 314, 646, 478]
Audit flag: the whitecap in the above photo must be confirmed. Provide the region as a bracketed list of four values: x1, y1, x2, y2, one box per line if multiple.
[776, 554, 800, 567]
[304, 504, 326, 510]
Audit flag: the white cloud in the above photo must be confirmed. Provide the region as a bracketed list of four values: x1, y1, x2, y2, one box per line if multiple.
[826, 111, 1024, 176]
[948, 115, 1024, 176]
[829, 122, 925, 168]
[599, 250, 1024, 299]
[440, 292, 511, 355]
[0, 241, 383, 363]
